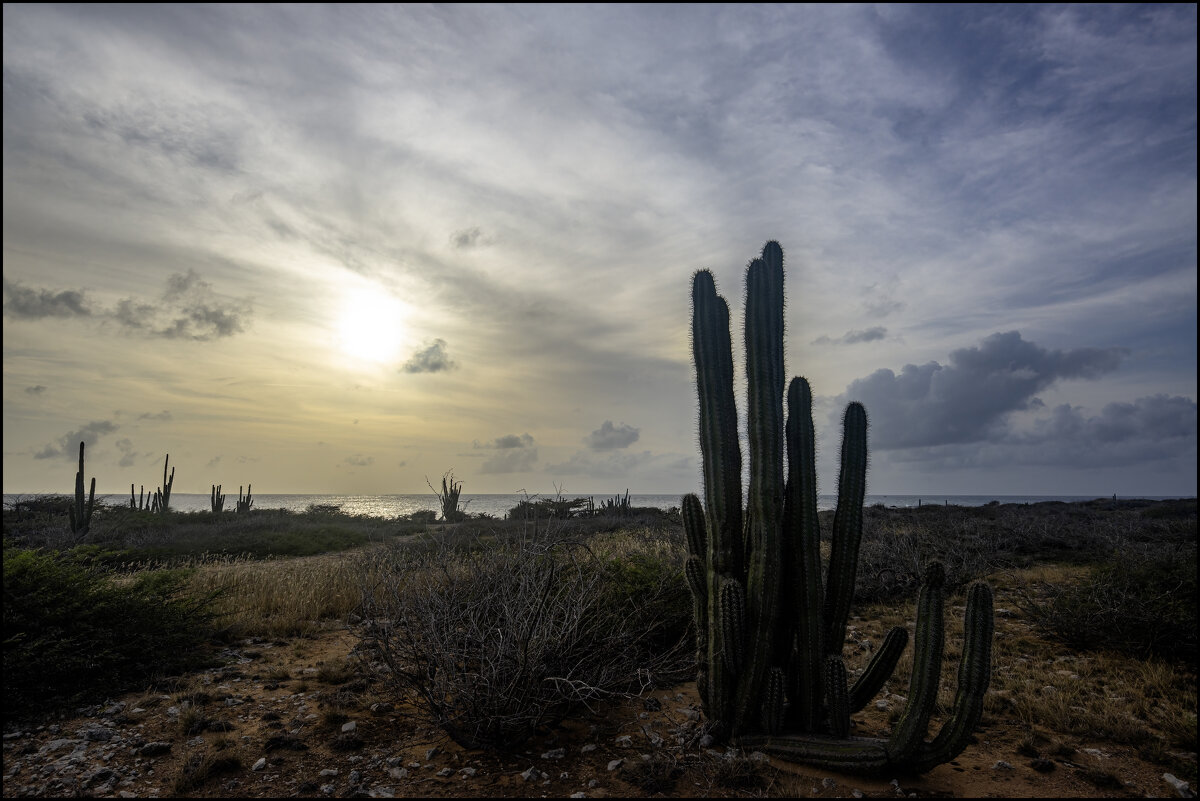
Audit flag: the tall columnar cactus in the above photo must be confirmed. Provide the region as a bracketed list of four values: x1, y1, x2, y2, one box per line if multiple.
[683, 241, 994, 773]
[69, 441, 97, 538]
[211, 484, 226, 513]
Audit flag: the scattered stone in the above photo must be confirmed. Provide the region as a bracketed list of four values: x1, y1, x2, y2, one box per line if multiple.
[388, 767, 408, 780]
[521, 766, 539, 782]
[992, 760, 1014, 771]
[822, 778, 838, 789]
[341, 721, 357, 734]
[368, 788, 395, 798]
[349, 770, 362, 784]
[614, 735, 633, 748]
[252, 757, 266, 771]
[570, 793, 586, 799]
[81, 728, 114, 742]
[319, 769, 339, 777]
[369, 702, 393, 714]
[607, 759, 623, 772]
[461, 767, 476, 778]
[580, 743, 598, 753]
[137, 742, 171, 757]
[1164, 774, 1195, 798]
[698, 734, 714, 748]
[425, 747, 439, 761]
[542, 748, 566, 760]
[320, 784, 335, 795]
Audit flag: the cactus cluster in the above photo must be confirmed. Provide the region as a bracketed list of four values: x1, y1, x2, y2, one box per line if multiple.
[237, 484, 254, 514]
[682, 241, 994, 773]
[211, 484, 226, 513]
[69, 441, 96, 538]
[151, 454, 174, 514]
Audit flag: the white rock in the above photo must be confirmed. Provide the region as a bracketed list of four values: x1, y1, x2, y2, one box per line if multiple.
[252, 758, 266, 771]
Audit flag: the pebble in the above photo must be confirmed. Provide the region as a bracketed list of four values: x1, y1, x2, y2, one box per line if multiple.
[607, 759, 623, 771]
[542, 747, 566, 759]
[252, 757, 266, 771]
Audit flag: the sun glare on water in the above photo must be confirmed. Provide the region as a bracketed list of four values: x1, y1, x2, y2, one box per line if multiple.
[335, 286, 408, 365]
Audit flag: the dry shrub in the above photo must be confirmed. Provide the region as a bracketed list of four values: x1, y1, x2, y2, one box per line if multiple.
[355, 530, 691, 750]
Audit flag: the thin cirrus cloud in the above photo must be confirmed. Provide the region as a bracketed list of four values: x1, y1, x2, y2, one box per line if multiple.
[0, 4, 1194, 495]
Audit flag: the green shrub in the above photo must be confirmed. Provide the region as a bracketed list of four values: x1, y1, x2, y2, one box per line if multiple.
[1020, 545, 1197, 661]
[3, 546, 219, 718]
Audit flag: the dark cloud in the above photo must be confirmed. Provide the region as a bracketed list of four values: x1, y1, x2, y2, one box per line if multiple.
[34, 421, 119, 460]
[473, 433, 538, 473]
[450, 226, 485, 249]
[885, 394, 1196, 472]
[839, 331, 1128, 450]
[402, 339, 456, 374]
[584, 420, 640, 450]
[812, 326, 888, 346]
[3, 280, 92, 319]
[6, 271, 249, 340]
[25, 385, 47, 395]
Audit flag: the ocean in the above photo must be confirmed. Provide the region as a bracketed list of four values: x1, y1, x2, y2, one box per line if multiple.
[3, 492, 1185, 519]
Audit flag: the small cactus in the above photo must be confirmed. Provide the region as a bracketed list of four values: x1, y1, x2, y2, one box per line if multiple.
[683, 241, 994, 773]
[211, 484, 225, 513]
[69, 441, 96, 539]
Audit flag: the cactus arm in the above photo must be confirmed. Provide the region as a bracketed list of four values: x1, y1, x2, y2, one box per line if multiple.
[761, 666, 785, 735]
[69, 441, 95, 537]
[887, 562, 947, 763]
[823, 403, 868, 656]
[682, 493, 710, 713]
[849, 625, 909, 713]
[784, 376, 824, 731]
[912, 581, 995, 772]
[735, 246, 786, 735]
[825, 655, 851, 739]
[735, 734, 891, 772]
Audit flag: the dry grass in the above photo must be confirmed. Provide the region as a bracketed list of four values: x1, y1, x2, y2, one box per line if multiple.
[181, 550, 379, 638]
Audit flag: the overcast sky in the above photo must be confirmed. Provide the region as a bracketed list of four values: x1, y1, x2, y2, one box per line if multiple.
[3, 4, 1196, 498]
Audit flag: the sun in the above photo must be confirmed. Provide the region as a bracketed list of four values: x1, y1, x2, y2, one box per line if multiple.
[335, 286, 408, 364]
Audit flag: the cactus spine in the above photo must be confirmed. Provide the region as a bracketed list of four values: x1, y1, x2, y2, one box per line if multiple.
[69, 441, 96, 538]
[683, 241, 994, 773]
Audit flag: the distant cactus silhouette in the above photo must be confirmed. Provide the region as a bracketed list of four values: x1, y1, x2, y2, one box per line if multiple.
[682, 241, 994, 773]
[151, 454, 174, 514]
[237, 484, 254, 513]
[211, 484, 226, 513]
[69, 441, 96, 539]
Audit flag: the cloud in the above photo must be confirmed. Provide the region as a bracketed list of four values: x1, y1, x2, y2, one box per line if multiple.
[115, 438, 139, 467]
[138, 410, 173, 421]
[472, 433, 538, 473]
[839, 331, 1128, 450]
[886, 394, 1196, 471]
[812, 326, 888, 346]
[3, 280, 92, 319]
[5, 271, 250, 340]
[344, 454, 375, 467]
[450, 226, 486, 249]
[25, 385, 47, 395]
[584, 420, 640, 450]
[34, 421, 119, 460]
[545, 449, 655, 477]
[402, 339, 457, 374]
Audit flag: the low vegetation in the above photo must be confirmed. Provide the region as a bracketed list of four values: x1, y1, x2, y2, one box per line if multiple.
[2, 494, 1195, 792]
